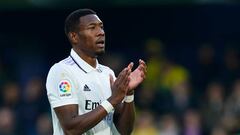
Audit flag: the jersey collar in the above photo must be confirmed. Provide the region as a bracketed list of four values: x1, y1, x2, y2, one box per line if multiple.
[70, 49, 101, 73]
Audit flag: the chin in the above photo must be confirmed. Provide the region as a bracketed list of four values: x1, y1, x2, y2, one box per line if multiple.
[95, 50, 105, 56]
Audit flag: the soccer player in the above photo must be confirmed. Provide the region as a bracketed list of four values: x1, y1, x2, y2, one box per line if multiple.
[46, 9, 147, 135]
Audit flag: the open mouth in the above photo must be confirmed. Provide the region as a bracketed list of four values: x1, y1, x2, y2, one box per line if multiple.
[96, 40, 105, 47]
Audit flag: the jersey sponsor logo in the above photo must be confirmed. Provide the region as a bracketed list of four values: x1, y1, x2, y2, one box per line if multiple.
[85, 100, 100, 110]
[58, 80, 72, 97]
[83, 84, 91, 91]
[85, 100, 113, 123]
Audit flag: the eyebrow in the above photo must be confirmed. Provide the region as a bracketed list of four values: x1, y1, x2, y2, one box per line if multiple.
[87, 22, 103, 26]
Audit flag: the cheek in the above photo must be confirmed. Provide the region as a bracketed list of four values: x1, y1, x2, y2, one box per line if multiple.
[80, 31, 96, 48]
[81, 35, 91, 45]
[86, 36, 96, 46]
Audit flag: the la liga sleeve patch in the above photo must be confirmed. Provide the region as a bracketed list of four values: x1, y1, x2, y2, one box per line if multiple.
[58, 80, 72, 98]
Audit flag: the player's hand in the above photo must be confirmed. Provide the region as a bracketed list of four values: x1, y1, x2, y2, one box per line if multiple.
[108, 66, 131, 107]
[128, 59, 147, 94]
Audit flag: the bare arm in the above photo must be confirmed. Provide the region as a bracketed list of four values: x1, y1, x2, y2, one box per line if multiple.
[114, 101, 135, 135]
[114, 59, 147, 135]
[54, 104, 108, 135]
[54, 67, 131, 135]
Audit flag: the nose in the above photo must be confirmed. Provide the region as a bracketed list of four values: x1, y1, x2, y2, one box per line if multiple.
[97, 27, 105, 36]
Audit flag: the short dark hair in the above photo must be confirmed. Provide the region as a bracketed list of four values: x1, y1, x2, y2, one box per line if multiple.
[64, 9, 96, 36]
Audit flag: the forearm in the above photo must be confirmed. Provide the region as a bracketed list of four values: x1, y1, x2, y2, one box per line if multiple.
[67, 106, 108, 134]
[115, 102, 135, 135]
[55, 104, 110, 135]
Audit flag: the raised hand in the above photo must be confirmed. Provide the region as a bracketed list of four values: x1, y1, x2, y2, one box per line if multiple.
[108, 60, 147, 105]
[128, 59, 147, 91]
[108, 67, 131, 107]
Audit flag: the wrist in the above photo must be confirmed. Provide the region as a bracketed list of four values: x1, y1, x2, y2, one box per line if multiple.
[107, 96, 122, 108]
[101, 100, 114, 113]
[127, 89, 134, 95]
[124, 95, 134, 103]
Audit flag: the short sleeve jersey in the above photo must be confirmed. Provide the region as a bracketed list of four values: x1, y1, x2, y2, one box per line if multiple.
[46, 49, 120, 135]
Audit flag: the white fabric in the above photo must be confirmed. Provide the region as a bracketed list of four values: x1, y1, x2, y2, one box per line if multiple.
[46, 49, 119, 135]
[124, 95, 134, 103]
[101, 100, 114, 113]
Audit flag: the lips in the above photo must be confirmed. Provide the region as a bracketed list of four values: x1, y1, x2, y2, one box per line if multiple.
[96, 40, 105, 47]
[96, 40, 104, 44]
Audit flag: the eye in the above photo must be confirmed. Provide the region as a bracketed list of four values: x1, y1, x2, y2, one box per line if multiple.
[88, 26, 95, 30]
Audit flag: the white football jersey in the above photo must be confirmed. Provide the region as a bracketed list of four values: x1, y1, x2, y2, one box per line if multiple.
[46, 49, 120, 135]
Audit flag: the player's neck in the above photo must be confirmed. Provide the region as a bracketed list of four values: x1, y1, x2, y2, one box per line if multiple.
[82, 55, 97, 68]
[73, 48, 97, 68]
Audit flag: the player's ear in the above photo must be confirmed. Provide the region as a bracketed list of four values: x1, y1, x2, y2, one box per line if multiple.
[68, 32, 79, 44]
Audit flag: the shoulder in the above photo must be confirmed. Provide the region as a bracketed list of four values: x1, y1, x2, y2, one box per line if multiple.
[46, 57, 77, 89]
[60, 56, 75, 66]
[47, 57, 75, 76]
[99, 64, 114, 72]
[98, 64, 115, 77]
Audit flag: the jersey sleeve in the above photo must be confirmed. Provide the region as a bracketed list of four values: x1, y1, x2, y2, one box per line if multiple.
[109, 68, 117, 81]
[46, 63, 78, 108]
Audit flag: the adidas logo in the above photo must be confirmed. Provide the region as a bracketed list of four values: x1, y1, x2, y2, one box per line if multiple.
[83, 84, 91, 91]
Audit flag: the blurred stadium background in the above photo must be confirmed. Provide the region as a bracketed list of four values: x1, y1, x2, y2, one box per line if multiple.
[1, 0, 240, 135]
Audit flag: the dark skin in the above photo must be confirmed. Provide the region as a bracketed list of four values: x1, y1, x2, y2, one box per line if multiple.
[54, 14, 147, 135]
